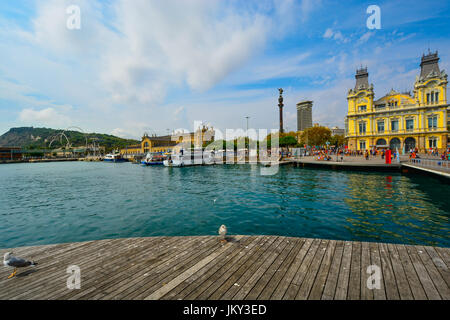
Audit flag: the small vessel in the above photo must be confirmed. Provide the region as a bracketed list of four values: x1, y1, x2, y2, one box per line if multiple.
[141, 152, 166, 166]
[103, 153, 128, 163]
[163, 149, 215, 167]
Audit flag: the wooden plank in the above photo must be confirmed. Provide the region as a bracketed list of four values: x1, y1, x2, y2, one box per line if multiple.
[205, 237, 280, 300]
[1, 238, 125, 299]
[308, 240, 336, 300]
[424, 246, 450, 288]
[113, 236, 220, 300]
[415, 245, 450, 300]
[347, 241, 361, 300]
[145, 237, 245, 300]
[434, 247, 450, 268]
[295, 239, 329, 300]
[130, 236, 228, 300]
[245, 238, 297, 300]
[258, 238, 306, 300]
[321, 240, 344, 300]
[64, 236, 189, 300]
[160, 236, 261, 300]
[233, 238, 290, 300]
[55, 236, 175, 300]
[0, 240, 98, 292]
[187, 237, 278, 300]
[211, 237, 282, 300]
[77, 236, 194, 299]
[282, 238, 321, 300]
[404, 244, 441, 300]
[378, 242, 400, 300]
[334, 241, 352, 300]
[360, 242, 373, 300]
[369, 241, 386, 300]
[1, 236, 449, 300]
[386, 243, 413, 300]
[17, 237, 151, 300]
[270, 238, 310, 300]
[395, 244, 427, 300]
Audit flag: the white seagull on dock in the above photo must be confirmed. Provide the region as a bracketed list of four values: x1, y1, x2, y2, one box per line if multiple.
[3, 252, 38, 279]
[218, 225, 227, 243]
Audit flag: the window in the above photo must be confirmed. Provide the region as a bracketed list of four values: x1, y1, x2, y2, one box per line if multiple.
[435, 92, 439, 103]
[429, 138, 437, 148]
[359, 141, 366, 150]
[428, 116, 438, 129]
[405, 119, 414, 131]
[358, 105, 367, 112]
[375, 104, 385, 110]
[359, 122, 366, 135]
[377, 121, 385, 133]
[391, 120, 399, 132]
[427, 93, 430, 104]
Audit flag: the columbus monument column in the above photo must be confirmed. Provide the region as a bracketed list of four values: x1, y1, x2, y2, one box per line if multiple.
[278, 88, 284, 134]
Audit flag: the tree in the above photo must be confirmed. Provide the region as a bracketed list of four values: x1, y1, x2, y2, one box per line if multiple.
[300, 126, 332, 147]
[279, 135, 298, 147]
[329, 134, 346, 147]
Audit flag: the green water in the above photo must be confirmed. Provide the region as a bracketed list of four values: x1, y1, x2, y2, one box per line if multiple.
[0, 162, 448, 248]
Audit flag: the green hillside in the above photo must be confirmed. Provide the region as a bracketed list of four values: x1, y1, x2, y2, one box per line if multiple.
[0, 127, 140, 151]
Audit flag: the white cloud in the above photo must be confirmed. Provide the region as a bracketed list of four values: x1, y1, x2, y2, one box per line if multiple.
[323, 28, 333, 38]
[323, 28, 349, 43]
[19, 107, 71, 127]
[358, 31, 374, 44]
[21, 0, 306, 106]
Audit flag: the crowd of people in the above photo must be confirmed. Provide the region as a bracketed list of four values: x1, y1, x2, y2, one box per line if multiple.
[305, 146, 450, 162]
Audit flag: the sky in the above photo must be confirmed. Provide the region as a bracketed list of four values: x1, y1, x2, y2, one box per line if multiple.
[0, 0, 449, 139]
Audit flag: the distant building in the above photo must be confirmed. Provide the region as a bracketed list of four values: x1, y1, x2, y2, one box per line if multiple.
[331, 126, 345, 136]
[345, 51, 448, 152]
[297, 100, 313, 132]
[0, 147, 22, 161]
[120, 126, 215, 157]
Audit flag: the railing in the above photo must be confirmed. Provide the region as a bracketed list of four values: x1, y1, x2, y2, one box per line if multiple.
[409, 158, 450, 171]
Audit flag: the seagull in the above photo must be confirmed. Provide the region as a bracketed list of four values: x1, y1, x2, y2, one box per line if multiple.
[218, 225, 227, 243]
[3, 252, 38, 279]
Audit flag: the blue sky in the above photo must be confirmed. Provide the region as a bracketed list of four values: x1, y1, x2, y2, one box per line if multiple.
[0, 0, 449, 139]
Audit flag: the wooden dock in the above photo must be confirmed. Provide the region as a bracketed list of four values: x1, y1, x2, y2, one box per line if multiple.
[1, 236, 449, 300]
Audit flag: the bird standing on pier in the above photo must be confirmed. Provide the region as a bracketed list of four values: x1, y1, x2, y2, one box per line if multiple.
[3, 252, 38, 279]
[218, 225, 227, 243]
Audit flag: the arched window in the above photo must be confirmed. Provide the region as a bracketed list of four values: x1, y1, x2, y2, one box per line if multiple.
[390, 138, 401, 150]
[376, 138, 387, 146]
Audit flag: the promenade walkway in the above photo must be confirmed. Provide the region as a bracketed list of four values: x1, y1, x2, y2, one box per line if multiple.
[1, 236, 449, 300]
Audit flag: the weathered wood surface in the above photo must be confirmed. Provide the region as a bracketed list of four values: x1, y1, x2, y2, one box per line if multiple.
[1, 236, 449, 300]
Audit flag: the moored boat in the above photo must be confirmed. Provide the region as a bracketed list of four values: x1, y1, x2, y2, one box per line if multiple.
[103, 153, 128, 163]
[141, 152, 166, 166]
[163, 149, 215, 167]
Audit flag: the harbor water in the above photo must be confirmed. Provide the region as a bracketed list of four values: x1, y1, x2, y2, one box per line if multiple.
[0, 161, 449, 248]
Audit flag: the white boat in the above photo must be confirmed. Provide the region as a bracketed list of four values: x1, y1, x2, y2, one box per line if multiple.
[103, 153, 127, 163]
[141, 152, 166, 166]
[163, 149, 215, 167]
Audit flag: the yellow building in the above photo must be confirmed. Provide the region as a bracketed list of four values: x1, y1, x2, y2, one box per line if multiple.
[120, 126, 215, 157]
[345, 51, 448, 152]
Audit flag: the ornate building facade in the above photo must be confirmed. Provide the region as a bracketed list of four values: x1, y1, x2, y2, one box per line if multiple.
[120, 126, 215, 157]
[345, 51, 448, 152]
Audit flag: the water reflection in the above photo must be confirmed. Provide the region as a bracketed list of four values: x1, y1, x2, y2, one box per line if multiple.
[343, 172, 449, 246]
